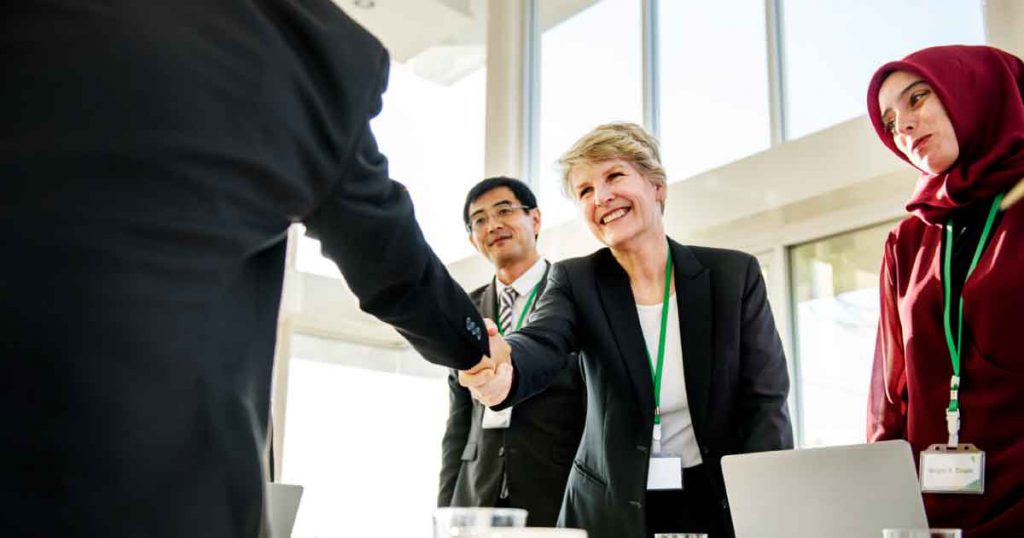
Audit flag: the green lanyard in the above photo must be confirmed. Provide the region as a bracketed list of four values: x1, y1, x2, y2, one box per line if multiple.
[495, 280, 543, 336]
[941, 193, 1003, 445]
[645, 244, 674, 448]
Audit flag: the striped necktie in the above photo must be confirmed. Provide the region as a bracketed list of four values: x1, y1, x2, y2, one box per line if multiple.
[498, 286, 518, 334]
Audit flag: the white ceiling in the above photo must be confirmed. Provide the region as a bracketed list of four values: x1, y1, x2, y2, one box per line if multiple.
[334, 0, 598, 84]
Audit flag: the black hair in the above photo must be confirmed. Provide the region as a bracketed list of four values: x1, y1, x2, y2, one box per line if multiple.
[462, 176, 538, 230]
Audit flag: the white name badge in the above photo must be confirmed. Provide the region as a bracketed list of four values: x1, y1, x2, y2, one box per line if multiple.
[482, 407, 513, 429]
[920, 443, 985, 494]
[647, 456, 683, 490]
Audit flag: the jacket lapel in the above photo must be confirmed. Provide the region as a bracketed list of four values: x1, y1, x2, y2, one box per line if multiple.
[671, 239, 712, 435]
[481, 278, 497, 323]
[593, 249, 656, 422]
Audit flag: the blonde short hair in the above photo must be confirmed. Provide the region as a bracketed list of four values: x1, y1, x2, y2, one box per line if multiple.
[557, 122, 667, 198]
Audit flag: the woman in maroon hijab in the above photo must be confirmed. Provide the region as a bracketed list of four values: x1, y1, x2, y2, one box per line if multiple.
[866, 45, 1024, 536]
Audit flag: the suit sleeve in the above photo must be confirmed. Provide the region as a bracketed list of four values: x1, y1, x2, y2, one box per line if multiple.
[499, 263, 577, 409]
[302, 48, 487, 370]
[737, 255, 795, 452]
[438, 369, 472, 506]
[867, 233, 908, 441]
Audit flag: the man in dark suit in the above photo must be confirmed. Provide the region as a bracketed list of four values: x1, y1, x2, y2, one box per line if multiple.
[1, 3, 491, 536]
[438, 177, 585, 527]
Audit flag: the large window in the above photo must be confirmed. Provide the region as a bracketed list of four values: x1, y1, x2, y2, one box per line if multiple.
[298, 3, 488, 276]
[372, 59, 485, 262]
[789, 221, 896, 447]
[536, 0, 644, 227]
[780, 0, 985, 139]
[657, 0, 771, 180]
[282, 335, 448, 537]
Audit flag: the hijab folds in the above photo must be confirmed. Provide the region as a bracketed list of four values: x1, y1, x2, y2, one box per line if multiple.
[867, 45, 1024, 224]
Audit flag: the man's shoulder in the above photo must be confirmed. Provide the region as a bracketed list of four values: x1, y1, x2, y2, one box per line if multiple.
[292, 1, 387, 58]
[469, 281, 491, 300]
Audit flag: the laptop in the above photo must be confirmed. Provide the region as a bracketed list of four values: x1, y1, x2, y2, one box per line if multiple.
[266, 483, 304, 538]
[721, 440, 928, 538]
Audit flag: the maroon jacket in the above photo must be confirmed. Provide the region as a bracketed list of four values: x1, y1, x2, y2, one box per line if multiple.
[869, 201, 1024, 535]
[866, 45, 1024, 537]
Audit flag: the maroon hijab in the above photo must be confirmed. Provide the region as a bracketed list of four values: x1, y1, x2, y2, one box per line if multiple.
[866, 45, 1024, 224]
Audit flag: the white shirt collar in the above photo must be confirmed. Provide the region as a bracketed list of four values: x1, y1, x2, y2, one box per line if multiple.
[496, 257, 549, 297]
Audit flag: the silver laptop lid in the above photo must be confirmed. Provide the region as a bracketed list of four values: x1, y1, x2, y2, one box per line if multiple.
[266, 483, 304, 538]
[722, 440, 928, 538]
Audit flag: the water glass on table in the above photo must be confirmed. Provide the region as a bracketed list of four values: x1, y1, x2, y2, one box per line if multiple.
[882, 529, 962, 538]
[477, 529, 586, 537]
[433, 507, 528, 538]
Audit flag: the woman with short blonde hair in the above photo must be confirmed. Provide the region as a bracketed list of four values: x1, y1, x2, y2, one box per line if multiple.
[461, 122, 793, 538]
[558, 122, 667, 203]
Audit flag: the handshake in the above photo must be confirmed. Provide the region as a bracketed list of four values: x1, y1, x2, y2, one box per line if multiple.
[458, 319, 515, 407]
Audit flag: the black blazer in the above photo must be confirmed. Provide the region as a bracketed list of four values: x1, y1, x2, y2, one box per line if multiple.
[0, 3, 487, 537]
[438, 267, 586, 527]
[503, 239, 794, 538]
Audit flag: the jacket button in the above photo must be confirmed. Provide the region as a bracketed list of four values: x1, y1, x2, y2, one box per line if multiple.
[636, 445, 648, 454]
[498, 447, 505, 457]
[701, 446, 710, 455]
[721, 498, 729, 509]
[629, 501, 643, 510]
[465, 318, 482, 340]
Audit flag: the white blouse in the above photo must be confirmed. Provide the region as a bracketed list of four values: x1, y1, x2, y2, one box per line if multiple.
[636, 295, 703, 467]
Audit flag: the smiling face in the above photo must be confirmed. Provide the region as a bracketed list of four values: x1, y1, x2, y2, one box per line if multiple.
[569, 159, 665, 251]
[467, 186, 541, 268]
[877, 70, 960, 175]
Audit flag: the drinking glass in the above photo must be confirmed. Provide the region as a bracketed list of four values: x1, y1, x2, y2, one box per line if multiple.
[433, 507, 528, 538]
[479, 529, 586, 537]
[882, 529, 962, 538]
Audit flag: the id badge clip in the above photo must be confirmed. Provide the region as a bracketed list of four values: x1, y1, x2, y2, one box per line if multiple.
[481, 407, 513, 429]
[647, 424, 683, 491]
[920, 442, 985, 494]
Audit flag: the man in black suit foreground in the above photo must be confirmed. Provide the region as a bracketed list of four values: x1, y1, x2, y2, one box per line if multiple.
[1, 2, 491, 536]
[438, 178, 585, 526]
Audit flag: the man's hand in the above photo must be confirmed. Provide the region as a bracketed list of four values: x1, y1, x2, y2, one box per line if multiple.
[484, 318, 511, 368]
[458, 319, 514, 406]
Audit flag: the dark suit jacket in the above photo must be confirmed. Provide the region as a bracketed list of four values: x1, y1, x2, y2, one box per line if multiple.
[438, 267, 585, 527]
[502, 239, 794, 538]
[0, 3, 487, 537]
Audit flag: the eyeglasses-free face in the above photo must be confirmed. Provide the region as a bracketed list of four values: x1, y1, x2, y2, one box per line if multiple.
[569, 158, 665, 252]
[877, 70, 959, 175]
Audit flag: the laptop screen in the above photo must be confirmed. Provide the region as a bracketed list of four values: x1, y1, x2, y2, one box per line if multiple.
[266, 483, 304, 538]
[722, 440, 928, 538]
